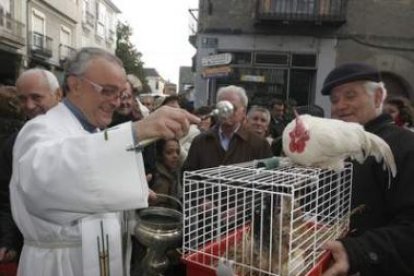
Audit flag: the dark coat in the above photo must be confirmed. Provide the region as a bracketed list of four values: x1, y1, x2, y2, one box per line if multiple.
[341, 114, 414, 276]
[0, 131, 22, 253]
[150, 162, 181, 210]
[183, 125, 273, 171]
[269, 116, 286, 139]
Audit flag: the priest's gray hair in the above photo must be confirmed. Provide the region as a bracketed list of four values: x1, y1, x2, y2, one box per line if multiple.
[217, 85, 248, 108]
[16, 68, 60, 94]
[63, 47, 124, 93]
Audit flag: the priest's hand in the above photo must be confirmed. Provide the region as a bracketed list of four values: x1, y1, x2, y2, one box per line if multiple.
[148, 189, 157, 200]
[148, 189, 158, 204]
[133, 106, 200, 142]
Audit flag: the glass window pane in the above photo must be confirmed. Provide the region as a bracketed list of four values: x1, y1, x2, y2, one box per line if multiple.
[289, 69, 315, 106]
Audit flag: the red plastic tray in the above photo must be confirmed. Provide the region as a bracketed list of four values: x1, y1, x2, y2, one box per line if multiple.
[182, 224, 332, 276]
[0, 262, 18, 276]
[183, 225, 248, 276]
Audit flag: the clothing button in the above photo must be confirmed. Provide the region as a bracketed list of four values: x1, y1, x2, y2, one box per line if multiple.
[368, 252, 379, 263]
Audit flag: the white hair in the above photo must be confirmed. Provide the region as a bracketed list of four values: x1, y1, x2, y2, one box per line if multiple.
[247, 105, 271, 124]
[363, 81, 387, 112]
[63, 47, 123, 93]
[217, 85, 248, 107]
[17, 68, 60, 94]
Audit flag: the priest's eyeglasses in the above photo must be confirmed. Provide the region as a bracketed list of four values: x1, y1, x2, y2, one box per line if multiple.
[81, 77, 125, 100]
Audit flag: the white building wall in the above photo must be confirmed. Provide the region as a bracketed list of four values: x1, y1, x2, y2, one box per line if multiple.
[80, 0, 118, 53]
[147, 76, 165, 95]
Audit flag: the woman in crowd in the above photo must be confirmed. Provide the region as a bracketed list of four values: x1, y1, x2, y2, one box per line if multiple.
[150, 138, 182, 209]
[384, 97, 414, 129]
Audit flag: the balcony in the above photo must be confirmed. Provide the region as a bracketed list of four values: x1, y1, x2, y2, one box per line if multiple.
[59, 44, 76, 65]
[82, 11, 95, 30]
[0, 11, 25, 48]
[188, 8, 199, 47]
[30, 32, 53, 58]
[256, 0, 346, 26]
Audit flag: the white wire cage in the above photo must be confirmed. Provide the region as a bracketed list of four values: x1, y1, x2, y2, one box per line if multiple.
[182, 159, 353, 276]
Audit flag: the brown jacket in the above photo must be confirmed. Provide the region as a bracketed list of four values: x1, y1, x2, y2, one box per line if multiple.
[183, 125, 273, 171]
[150, 162, 181, 209]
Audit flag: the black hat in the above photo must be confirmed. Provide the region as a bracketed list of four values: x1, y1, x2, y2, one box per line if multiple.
[321, 63, 382, 95]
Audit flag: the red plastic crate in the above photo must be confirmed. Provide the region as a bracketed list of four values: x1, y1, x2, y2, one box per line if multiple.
[182, 224, 333, 276]
[0, 262, 18, 276]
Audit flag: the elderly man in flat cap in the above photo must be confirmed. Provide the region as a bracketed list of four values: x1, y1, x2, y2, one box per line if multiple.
[321, 63, 414, 276]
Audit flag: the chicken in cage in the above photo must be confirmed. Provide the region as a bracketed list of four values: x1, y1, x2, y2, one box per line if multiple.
[182, 158, 353, 276]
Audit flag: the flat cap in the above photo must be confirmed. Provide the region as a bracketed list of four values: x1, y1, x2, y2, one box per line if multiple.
[321, 63, 381, 95]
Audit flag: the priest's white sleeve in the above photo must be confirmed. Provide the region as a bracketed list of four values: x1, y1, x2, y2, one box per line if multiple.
[12, 121, 148, 225]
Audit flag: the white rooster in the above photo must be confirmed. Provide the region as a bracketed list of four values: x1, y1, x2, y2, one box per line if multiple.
[282, 113, 397, 177]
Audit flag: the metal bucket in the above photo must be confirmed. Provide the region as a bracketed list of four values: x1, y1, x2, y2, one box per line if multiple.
[133, 205, 183, 276]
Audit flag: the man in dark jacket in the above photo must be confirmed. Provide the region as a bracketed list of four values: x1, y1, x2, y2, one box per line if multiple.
[322, 63, 414, 276]
[183, 85, 272, 171]
[182, 85, 272, 253]
[0, 69, 61, 263]
[268, 98, 286, 139]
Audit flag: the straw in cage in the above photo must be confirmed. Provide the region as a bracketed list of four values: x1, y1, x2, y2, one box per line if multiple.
[183, 162, 354, 276]
[214, 202, 364, 276]
[213, 196, 320, 276]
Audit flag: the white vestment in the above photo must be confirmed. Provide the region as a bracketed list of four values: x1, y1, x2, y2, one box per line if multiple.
[10, 103, 149, 276]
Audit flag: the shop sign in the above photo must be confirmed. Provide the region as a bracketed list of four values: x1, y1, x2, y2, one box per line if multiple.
[240, 75, 266, 82]
[202, 65, 232, 78]
[201, 53, 232, 67]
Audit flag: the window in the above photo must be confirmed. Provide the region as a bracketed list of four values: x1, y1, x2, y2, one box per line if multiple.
[60, 26, 72, 59]
[0, 0, 10, 13]
[272, 0, 315, 14]
[97, 2, 106, 23]
[106, 12, 114, 40]
[232, 52, 252, 65]
[291, 54, 317, 68]
[60, 26, 71, 46]
[289, 69, 315, 106]
[255, 53, 289, 66]
[32, 9, 46, 48]
[96, 2, 106, 38]
[212, 51, 316, 107]
[295, 0, 314, 14]
[32, 9, 45, 34]
[82, 0, 88, 20]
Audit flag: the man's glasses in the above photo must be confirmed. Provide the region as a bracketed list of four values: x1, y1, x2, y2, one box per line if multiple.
[80, 77, 126, 100]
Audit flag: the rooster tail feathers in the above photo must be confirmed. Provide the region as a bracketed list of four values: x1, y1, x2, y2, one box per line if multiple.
[365, 132, 397, 177]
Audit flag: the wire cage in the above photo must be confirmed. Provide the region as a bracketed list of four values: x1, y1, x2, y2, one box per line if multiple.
[182, 160, 353, 276]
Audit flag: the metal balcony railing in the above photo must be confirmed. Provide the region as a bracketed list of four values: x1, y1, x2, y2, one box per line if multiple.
[256, 0, 346, 25]
[31, 32, 53, 58]
[188, 8, 199, 36]
[59, 44, 76, 61]
[0, 11, 25, 45]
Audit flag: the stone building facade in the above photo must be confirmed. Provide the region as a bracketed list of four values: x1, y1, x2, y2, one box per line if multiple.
[190, 0, 414, 114]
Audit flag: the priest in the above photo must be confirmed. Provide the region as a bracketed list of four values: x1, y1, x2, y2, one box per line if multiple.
[10, 47, 199, 276]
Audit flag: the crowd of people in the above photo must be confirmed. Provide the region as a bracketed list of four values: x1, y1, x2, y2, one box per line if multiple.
[0, 47, 414, 276]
